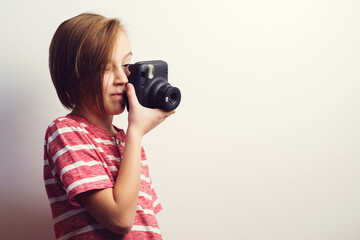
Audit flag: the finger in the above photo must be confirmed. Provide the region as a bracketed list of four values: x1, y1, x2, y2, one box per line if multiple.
[162, 109, 176, 119]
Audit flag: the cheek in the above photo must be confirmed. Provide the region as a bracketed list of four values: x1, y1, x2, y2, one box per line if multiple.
[102, 73, 113, 90]
[102, 82, 112, 96]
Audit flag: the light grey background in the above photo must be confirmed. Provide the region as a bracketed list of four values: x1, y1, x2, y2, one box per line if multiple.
[1, 0, 359, 239]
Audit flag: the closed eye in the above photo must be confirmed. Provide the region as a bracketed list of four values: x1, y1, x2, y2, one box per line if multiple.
[122, 64, 130, 76]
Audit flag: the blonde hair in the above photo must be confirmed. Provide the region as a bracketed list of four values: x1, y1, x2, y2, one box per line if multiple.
[49, 13, 123, 112]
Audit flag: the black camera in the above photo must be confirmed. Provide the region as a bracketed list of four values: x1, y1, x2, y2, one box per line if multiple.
[126, 60, 181, 111]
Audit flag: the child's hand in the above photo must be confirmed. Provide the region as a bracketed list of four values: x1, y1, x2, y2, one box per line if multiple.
[125, 83, 175, 136]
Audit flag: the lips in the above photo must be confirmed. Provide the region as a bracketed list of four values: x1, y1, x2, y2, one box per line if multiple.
[110, 93, 125, 99]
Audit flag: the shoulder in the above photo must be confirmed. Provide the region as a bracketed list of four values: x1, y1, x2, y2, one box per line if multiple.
[46, 114, 86, 134]
[48, 115, 82, 128]
[44, 114, 91, 145]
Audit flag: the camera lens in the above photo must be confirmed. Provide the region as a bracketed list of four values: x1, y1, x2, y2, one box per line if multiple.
[167, 93, 177, 105]
[156, 85, 181, 111]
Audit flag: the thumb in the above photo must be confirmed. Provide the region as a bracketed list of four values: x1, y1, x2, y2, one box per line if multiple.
[125, 83, 140, 107]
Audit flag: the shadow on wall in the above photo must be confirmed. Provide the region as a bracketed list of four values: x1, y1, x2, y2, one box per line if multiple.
[0, 74, 55, 239]
[0, 194, 54, 239]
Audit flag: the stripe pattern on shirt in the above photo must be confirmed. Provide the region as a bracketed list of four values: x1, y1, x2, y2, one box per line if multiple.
[43, 114, 162, 240]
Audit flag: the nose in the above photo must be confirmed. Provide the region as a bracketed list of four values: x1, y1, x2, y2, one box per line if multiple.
[113, 66, 128, 85]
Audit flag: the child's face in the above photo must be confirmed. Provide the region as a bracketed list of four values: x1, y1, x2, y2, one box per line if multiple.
[102, 30, 132, 116]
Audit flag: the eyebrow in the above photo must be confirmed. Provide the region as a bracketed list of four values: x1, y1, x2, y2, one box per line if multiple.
[107, 52, 132, 65]
[124, 52, 133, 59]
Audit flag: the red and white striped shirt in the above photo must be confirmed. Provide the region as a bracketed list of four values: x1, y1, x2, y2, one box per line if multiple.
[43, 113, 163, 239]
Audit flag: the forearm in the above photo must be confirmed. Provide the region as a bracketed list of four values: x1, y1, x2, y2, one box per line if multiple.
[112, 126, 142, 226]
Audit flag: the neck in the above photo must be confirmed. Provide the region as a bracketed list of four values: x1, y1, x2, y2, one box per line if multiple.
[72, 107, 117, 135]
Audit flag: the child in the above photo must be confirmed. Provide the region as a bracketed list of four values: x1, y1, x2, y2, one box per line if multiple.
[43, 13, 174, 240]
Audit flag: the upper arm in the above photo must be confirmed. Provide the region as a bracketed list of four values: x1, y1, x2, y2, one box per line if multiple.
[46, 123, 114, 206]
[76, 188, 134, 235]
[45, 119, 132, 234]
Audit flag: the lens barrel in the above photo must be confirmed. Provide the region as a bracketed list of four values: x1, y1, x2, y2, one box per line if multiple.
[156, 85, 181, 111]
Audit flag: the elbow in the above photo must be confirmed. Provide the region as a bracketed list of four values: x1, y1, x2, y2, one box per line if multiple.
[107, 216, 134, 235]
[110, 225, 133, 235]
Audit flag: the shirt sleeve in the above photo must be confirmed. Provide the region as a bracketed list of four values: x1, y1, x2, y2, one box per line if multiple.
[45, 118, 113, 207]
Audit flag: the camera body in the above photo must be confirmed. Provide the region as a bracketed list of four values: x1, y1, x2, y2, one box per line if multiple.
[126, 60, 181, 111]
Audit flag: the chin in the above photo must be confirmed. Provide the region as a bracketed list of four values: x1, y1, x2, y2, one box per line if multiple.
[107, 107, 126, 116]
[104, 101, 126, 115]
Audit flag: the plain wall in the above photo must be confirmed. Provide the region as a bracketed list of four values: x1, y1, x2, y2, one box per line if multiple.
[1, 0, 359, 239]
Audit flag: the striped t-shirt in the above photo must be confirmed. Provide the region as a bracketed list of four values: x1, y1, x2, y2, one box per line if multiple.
[43, 113, 163, 239]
